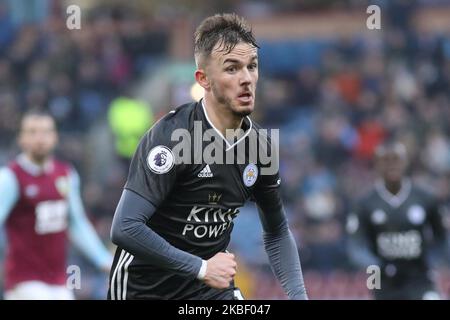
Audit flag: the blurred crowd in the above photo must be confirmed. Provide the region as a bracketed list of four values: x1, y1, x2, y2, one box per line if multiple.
[233, 0, 450, 299]
[0, 0, 169, 299]
[1, 0, 450, 299]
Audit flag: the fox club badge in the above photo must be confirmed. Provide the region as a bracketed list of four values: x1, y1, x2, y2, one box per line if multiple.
[243, 163, 258, 187]
[147, 145, 175, 174]
[407, 205, 426, 225]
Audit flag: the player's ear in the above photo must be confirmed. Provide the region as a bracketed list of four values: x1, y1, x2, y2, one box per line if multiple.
[195, 69, 210, 91]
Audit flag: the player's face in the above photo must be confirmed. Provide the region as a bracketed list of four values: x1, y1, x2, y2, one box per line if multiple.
[377, 151, 407, 183]
[205, 42, 258, 117]
[19, 115, 58, 162]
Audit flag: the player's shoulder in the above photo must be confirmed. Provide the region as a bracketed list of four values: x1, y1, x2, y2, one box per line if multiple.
[144, 101, 197, 143]
[5, 157, 20, 169]
[250, 119, 267, 135]
[410, 183, 437, 201]
[52, 158, 71, 169]
[250, 118, 263, 131]
[0, 163, 17, 178]
[152, 101, 197, 132]
[52, 158, 71, 168]
[250, 118, 277, 146]
[4, 159, 23, 177]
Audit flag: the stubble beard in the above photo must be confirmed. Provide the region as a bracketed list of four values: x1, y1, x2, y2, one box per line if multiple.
[213, 87, 253, 118]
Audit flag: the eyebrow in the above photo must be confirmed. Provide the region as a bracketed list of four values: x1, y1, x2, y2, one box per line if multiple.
[223, 55, 258, 65]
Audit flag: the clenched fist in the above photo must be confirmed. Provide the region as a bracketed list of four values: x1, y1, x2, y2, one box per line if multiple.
[202, 252, 237, 289]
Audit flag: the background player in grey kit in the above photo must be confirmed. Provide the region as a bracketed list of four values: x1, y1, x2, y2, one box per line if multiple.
[108, 13, 308, 300]
[346, 141, 449, 299]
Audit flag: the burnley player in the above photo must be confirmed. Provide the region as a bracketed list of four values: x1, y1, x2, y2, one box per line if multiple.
[0, 111, 112, 299]
[346, 141, 448, 299]
[108, 13, 307, 300]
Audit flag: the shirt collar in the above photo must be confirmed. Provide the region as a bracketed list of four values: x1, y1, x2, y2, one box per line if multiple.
[199, 98, 253, 151]
[17, 153, 54, 176]
[375, 178, 412, 208]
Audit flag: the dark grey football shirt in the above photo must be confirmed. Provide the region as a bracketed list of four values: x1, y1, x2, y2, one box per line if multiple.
[108, 100, 309, 300]
[124, 100, 280, 259]
[347, 179, 447, 279]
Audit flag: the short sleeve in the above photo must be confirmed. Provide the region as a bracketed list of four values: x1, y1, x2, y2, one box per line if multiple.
[251, 130, 284, 233]
[346, 201, 368, 236]
[252, 126, 281, 196]
[124, 121, 182, 207]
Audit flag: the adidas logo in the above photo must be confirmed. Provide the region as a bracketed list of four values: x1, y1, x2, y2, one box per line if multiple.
[198, 165, 213, 178]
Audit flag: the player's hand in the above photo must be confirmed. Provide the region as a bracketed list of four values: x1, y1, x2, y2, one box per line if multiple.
[203, 252, 237, 289]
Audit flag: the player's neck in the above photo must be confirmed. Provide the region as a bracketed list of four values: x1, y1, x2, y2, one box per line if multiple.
[202, 97, 244, 136]
[24, 153, 50, 167]
[384, 180, 403, 195]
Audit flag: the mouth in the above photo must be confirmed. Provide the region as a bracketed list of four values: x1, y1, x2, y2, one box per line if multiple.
[385, 168, 402, 178]
[237, 92, 253, 104]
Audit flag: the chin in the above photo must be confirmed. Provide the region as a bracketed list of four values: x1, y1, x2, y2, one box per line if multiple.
[237, 110, 252, 117]
[233, 104, 254, 117]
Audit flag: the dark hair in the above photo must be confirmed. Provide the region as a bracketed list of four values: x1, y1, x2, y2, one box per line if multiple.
[375, 140, 407, 159]
[194, 13, 259, 65]
[20, 109, 55, 130]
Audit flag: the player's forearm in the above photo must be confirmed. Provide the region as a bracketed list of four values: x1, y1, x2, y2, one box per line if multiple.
[69, 217, 112, 269]
[110, 189, 203, 278]
[263, 226, 308, 300]
[256, 191, 308, 299]
[68, 169, 112, 268]
[429, 205, 450, 265]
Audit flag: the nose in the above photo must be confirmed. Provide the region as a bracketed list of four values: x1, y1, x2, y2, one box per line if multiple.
[239, 68, 252, 86]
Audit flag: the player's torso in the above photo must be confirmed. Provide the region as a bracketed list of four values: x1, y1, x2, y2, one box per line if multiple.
[8, 159, 71, 236]
[150, 150, 259, 259]
[5, 158, 71, 288]
[141, 101, 263, 260]
[364, 185, 431, 263]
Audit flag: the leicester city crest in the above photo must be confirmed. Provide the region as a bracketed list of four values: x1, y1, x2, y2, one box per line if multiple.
[243, 163, 258, 187]
[407, 205, 426, 225]
[147, 145, 175, 174]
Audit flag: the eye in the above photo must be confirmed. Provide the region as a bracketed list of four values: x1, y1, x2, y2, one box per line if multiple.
[226, 66, 237, 73]
[248, 63, 258, 70]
